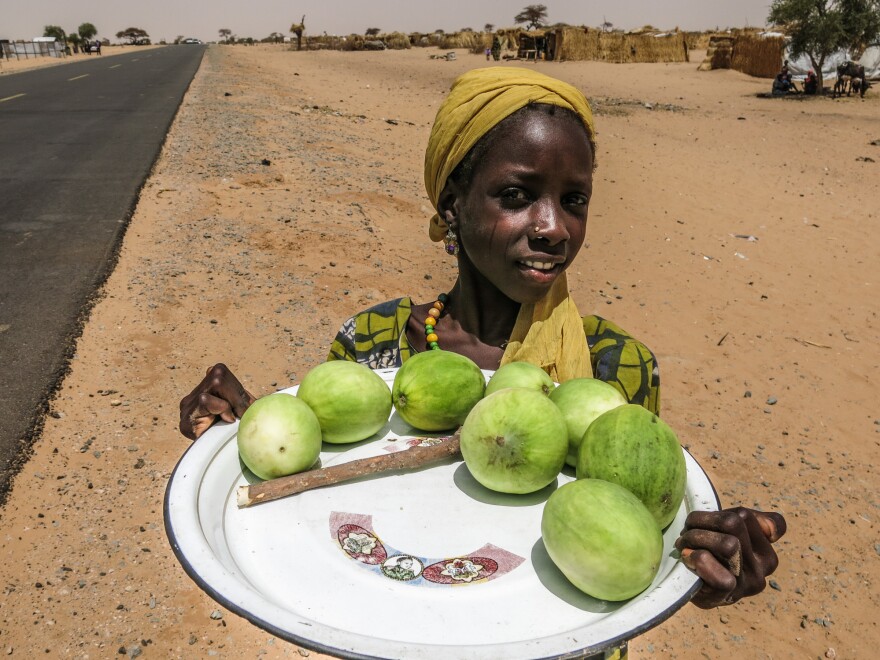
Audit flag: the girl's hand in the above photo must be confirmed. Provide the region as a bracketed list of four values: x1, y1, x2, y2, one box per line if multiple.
[674, 507, 786, 608]
[179, 363, 256, 440]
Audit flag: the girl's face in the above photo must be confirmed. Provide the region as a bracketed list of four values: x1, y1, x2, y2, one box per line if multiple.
[450, 111, 594, 305]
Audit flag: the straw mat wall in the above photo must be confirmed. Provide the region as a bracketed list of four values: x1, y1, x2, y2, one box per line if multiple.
[698, 35, 734, 71]
[730, 34, 785, 77]
[555, 28, 688, 63]
[684, 32, 713, 50]
[698, 34, 785, 78]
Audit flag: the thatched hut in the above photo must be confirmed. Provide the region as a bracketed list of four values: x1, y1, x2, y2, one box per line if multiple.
[437, 31, 482, 50]
[698, 33, 784, 77]
[552, 27, 688, 63]
[493, 28, 523, 52]
[380, 32, 411, 50]
[469, 33, 494, 54]
[516, 30, 551, 59]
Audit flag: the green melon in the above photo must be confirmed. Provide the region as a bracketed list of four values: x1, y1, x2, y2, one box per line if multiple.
[460, 388, 568, 494]
[542, 479, 663, 601]
[549, 378, 627, 467]
[484, 362, 556, 397]
[392, 350, 485, 431]
[237, 393, 322, 480]
[576, 404, 686, 530]
[296, 360, 392, 444]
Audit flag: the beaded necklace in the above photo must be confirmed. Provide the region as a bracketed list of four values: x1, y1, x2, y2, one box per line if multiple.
[424, 293, 449, 350]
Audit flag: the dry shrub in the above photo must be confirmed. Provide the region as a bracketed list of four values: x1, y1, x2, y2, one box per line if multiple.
[339, 35, 363, 51]
[410, 33, 436, 48]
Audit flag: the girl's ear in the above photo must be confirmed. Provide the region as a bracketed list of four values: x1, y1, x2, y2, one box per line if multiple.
[436, 180, 462, 230]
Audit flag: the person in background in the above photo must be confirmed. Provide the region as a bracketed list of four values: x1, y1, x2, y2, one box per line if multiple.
[772, 67, 795, 95]
[803, 70, 818, 95]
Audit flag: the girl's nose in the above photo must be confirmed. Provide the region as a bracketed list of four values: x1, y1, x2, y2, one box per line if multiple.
[533, 199, 570, 245]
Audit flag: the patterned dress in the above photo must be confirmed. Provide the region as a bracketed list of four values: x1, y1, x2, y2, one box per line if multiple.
[327, 297, 659, 415]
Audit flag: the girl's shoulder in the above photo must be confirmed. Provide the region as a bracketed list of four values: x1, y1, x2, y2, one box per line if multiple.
[582, 314, 645, 349]
[326, 297, 414, 368]
[582, 314, 660, 414]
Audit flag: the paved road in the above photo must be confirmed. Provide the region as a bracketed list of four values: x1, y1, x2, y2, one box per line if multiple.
[0, 45, 206, 500]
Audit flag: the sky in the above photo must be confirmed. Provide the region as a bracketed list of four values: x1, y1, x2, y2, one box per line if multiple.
[3, 1, 775, 44]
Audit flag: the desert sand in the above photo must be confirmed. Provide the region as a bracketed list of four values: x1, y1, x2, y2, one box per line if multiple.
[0, 43, 877, 658]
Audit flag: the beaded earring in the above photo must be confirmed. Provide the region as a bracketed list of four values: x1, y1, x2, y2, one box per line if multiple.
[443, 227, 459, 256]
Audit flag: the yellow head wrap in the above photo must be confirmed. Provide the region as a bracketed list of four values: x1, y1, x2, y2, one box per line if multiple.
[423, 67, 595, 382]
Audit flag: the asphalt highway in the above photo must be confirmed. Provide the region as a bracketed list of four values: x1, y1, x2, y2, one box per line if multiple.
[0, 45, 206, 500]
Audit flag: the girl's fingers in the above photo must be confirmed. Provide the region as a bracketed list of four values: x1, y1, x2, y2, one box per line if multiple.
[754, 510, 787, 543]
[676, 528, 743, 577]
[679, 548, 737, 594]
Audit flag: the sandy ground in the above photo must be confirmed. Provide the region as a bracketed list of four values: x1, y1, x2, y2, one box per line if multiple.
[0, 43, 878, 658]
[0, 44, 163, 75]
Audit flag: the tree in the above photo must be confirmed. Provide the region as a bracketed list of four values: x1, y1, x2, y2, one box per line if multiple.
[43, 25, 67, 41]
[116, 27, 149, 45]
[219, 28, 232, 43]
[601, 17, 614, 32]
[365, 27, 381, 37]
[514, 4, 549, 30]
[839, 0, 880, 57]
[78, 23, 97, 41]
[484, 23, 495, 32]
[68, 32, 82, 51]
[769, 0, 850, 91]
[173, 35, 185, 44]
[290, 15, 306, 50]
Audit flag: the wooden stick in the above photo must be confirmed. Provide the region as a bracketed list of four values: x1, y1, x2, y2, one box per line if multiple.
[790, 336, 831, 349]
[237, 431, 462, 508]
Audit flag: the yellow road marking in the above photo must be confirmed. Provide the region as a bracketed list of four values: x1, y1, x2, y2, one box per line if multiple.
[131, 58, 139, 61]
[0, 93, 26, 103]
[68, 74, 90, 81]
[109, 64, 122, 69]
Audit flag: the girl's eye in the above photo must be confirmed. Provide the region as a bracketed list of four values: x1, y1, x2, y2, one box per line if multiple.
[564, 193, 590, 208]
[500, 188, 530, 203]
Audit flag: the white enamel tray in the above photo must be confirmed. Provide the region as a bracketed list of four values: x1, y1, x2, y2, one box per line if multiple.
[165, 368, 720, 659]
